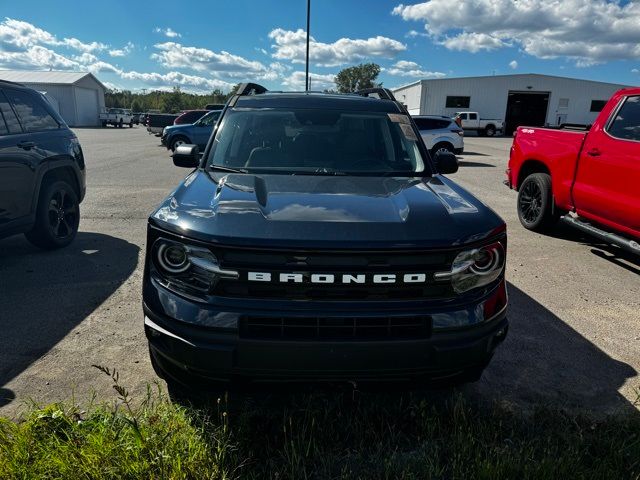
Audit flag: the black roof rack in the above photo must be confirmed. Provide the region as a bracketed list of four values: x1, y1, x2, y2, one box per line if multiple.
[236, 82, 268, 96]
[355, 87, 397, 101]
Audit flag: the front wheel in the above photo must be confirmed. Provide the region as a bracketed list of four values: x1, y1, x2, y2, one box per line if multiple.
[25, 180, 80, 249]
[517, 173, 557, 232]
[170, 136, 188, 151]
[118, 119, 123, 128]
[129, 122, 133, 128]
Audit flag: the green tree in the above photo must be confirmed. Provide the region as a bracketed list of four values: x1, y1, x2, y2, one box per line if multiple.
[334, 63, 381, 93]
[130, 99, 142, 112]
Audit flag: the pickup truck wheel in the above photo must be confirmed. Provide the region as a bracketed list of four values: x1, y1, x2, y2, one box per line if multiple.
[129, 122, 133, 128]
[485, 125, 496, 137]
[118, 119, 123, 128]
[25, 180, 80, 249]
[517, 173, 557, 232]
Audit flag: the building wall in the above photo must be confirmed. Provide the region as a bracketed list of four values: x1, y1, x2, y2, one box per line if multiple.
[393, 75, 631, 126]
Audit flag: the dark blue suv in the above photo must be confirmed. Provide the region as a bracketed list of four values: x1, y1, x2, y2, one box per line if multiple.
[0, 80, 86, 249]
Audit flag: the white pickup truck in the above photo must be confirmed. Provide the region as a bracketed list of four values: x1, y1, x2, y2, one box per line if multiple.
[99, 108, 133, 128]
[454, 112, 504, 137]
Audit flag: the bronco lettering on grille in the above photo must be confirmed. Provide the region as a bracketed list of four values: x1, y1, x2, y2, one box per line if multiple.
[247, 272, 428, 284]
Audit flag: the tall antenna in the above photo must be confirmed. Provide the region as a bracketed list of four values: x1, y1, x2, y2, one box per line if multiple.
[305, 0, 311, 91]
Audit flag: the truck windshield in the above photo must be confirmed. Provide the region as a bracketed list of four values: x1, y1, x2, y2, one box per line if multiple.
[207, 107, 431, 176]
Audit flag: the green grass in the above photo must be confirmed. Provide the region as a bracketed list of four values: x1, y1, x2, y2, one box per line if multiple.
[1, 369, 639, 479]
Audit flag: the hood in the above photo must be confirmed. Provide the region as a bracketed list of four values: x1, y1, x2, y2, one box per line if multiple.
[150, 171, 505, 249]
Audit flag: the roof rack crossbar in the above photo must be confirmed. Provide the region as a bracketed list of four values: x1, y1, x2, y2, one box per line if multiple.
[355, 87, 397, 101]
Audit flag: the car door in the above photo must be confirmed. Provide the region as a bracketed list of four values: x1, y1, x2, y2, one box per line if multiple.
[572, 94, 640, 235]
[0, 89, 38, 226]
[193, 111, 221, 149]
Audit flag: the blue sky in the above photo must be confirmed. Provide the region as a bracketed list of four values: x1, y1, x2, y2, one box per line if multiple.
[1, 0, 639, 92]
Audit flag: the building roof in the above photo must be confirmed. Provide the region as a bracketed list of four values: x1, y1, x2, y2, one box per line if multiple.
[0, 70, 106, 90]
[392, 73, 633, 91]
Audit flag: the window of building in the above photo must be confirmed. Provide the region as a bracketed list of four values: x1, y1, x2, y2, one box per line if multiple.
[590, 100, 607, 112]
[606, 95, 640, 141]
[445, 96, 470, 108]
[4, 88, 59, 132]
[558, 98, 569, 109]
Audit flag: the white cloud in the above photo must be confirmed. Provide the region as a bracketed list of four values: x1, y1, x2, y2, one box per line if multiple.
[269, 28, 406, 67]
[151, 41, 271, 79]
[385, 60, 445, 78]
[0, 45, 80, 70]
[109, 41, 134, 57]
[120, 70, 232, 92]
[509, 60, 518, 69]
[0, 18, 106, 53]
[73, 52, 99, 64]
[405, 30, 429, 38]
[281, 71, 336, 90]
[633, 68, 639, 74]
[154, 27, 181, 38]
[440, 32, 509, 53]
[392, 0, 640, 65]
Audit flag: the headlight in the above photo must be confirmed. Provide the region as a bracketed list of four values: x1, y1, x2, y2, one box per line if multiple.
[435, 242, 505, 293]
[152, 238, 238, 293]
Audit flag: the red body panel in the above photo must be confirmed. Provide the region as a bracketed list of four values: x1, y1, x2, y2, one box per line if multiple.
[507, 88, 640, 240]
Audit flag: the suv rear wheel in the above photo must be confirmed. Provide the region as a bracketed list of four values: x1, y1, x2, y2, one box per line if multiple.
[431, 142, 453, 157]
[25, 180, 80, 249]
[517, 173, 557, 232]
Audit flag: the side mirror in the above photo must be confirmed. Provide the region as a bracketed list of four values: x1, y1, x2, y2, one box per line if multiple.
[173, 144, 200, 168]
[434, 150, 458, 174]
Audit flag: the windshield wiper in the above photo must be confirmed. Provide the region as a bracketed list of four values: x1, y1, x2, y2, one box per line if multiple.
[209, 164, 248, 174]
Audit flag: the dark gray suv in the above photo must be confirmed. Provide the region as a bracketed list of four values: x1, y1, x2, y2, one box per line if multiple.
[0, 80, 86, 249]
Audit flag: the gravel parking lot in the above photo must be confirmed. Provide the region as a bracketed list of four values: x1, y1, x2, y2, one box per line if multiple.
[1, 127, 638, 417]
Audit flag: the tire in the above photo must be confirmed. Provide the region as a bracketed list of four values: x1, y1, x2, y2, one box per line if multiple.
[101, 121, 107, 127]
[25, 180, 80, 250]
[517, 173, 558, 232]
[129, 122, 133, 128]
[430, 142, 454, 158]
[485, 125, 496, 137]
[118, 119, 123, 128]
[170, 136, 189, 152]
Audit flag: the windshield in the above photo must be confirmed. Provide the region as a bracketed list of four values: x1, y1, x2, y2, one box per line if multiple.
[206, 107, 430, 175]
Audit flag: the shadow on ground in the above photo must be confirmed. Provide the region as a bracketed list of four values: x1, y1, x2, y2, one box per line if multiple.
[0, 232, 138, 403]
[470, 283, 638, 413]
[458, 160, 496, 168]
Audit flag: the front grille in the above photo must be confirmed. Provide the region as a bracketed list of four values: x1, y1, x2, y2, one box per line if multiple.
[211, 247, 456, 302]
[240, 315, 431, 340]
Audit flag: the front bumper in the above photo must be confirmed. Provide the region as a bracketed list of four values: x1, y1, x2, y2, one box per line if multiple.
[143, 281, 508, 385]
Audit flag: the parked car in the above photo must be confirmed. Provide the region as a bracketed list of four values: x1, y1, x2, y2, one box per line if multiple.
[413, 115, 464, 156]
[506, 88, 639, 254]
[99, 108, 133, 128]
[0, 80, 86, 249]
[146, 113, 178, 135]
[174, 110, 208, 125]
[143, 83, 508, 394]
[454, 112, 503, 137]
[161, 109, 222, 151]
[132, 112, 142, 125]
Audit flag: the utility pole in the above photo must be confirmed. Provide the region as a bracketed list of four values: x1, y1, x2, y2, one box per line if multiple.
[305, 0, 311, 91]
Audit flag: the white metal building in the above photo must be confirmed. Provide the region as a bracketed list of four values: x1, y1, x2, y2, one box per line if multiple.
[0, 70, 106, 127]
[392, 74, 633, 135]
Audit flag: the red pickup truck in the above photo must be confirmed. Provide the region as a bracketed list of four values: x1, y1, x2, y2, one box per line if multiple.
[505, 88, 640, 255]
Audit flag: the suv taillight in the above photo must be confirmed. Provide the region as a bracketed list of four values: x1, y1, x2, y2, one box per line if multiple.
[451, 129, 464, 137]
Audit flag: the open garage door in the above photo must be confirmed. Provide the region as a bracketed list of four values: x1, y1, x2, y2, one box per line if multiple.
[505, 91, 549, 136]
[74, 86, 99, 126]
